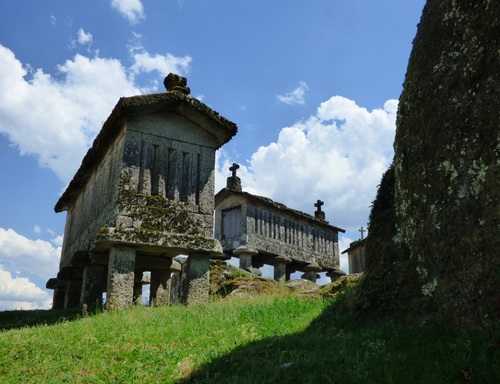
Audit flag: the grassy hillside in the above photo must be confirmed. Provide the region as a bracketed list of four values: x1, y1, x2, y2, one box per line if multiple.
[1, 286, 499, 383]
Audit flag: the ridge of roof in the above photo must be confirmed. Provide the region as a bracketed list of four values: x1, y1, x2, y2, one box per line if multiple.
[341, 237, 367, 254]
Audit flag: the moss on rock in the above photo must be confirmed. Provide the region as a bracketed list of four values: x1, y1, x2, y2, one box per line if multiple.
[117, 186, 202, 236]
[378, 0, 500, 327]
[357, 165, 422, 318]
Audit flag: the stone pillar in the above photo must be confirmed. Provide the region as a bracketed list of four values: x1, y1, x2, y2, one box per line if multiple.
[107, 246, 136, 309]
[150, 266, 172, 306]
[185, 252, 210, 305]
[47, 278, 66, 310]
[239, 254, 252, 270]
[133, 272, 144, 305]
[53, 287, 66, 310]
[303, 263, 322, 283]
[273, 256, 291, 283]
[169, 259, 183, 304]
[326, 269, 346, 283]
[81, 264, 106, 308]
[233, 246, 258, 272]
[64, 279, 82, 308]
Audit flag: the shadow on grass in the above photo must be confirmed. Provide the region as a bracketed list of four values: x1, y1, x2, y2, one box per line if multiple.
[179, 300, 500, 384]
[0, 307, 88, 331]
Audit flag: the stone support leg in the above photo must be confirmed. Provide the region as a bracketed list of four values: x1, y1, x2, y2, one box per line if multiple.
[170, 272, 182, 304]
[239, 254, 252, 270]
[150, 268, 172, 306]
[326, 269, 346, 283]
[52, 288, 66, 310]
[81, 265, 106, 308]
[133, 272, 144, 305]
[303, 263, 322, 284]
[273, 256, 291, 283]
[107, 246, 136, 309]
[274, 262, 287, 283]
[233, 246, 258, 272]
[169, 260, 183, 304]
[64, 279, 82, 309]
[185, 252, 210, 305]
[303, 270, 318, 283]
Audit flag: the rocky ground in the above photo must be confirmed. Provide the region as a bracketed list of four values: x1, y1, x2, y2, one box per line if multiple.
[209, 260, 362, 300]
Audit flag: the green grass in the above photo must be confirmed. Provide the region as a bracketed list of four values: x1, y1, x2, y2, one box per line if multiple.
[0, 294, 499, 383]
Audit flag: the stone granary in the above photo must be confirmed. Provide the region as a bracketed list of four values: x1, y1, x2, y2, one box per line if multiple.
[214, 164, 345, 283]
[341, 238, 366, 274]
[46, 74, 237, 309]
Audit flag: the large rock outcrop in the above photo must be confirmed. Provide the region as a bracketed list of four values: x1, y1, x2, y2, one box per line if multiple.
[362, 0, 500, 327]
[358, 165, 421, 315]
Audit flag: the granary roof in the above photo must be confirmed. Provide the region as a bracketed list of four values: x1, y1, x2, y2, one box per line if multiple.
[55, 76, 237, 212]
[341, 237, 367, 254]
[215, 187, 346, 234]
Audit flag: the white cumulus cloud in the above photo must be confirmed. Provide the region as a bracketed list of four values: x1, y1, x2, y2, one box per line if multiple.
[111, 0, 145, 24]
[0, 228, 61, 282]
[217, 96, 397, 233]
[77, 28, 93, 45]
[129, 51, 192, 77]
[276, 81, 309, 105]
[0, 229, 61, 310]
[52, 236, 64, 247]
[33, 225, 42, 235]
[0, 265, 50, 309]
[0, 44, 191, 184]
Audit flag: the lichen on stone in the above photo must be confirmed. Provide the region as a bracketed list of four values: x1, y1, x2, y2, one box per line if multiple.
[117, 186, 203, 236]
[421, 278, 438, 297]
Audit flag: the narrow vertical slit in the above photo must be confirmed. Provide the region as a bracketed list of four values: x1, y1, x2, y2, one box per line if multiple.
[138, 141, 146, 194]
[108, 155, 114, 204]
[167, 148, 177, 199]
[151, 144, 159, 195]
[284, 220, 287, 243]
[181, 152, 190, 202]
[195, 153, 200, 206]
[165, 147, 170, 198]
[260, 211, 264, 236]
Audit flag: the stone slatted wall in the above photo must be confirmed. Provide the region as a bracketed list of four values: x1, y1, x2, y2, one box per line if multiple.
[251, 207, 336, 255]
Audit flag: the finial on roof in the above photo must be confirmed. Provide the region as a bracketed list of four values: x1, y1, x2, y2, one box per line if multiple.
[227, 162, 242, 191]
[164, 73, 190, 94]
[230, 163, 239, 177]
[359, 226, 366, 239]
[314, 199, 326, 221]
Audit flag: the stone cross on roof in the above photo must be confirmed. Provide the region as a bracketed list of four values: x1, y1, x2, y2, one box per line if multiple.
[226, 163, 242, 191]
[230, 163, 240, 177]
[359, 226, 366, 239]
[314, 199, 324, 212]
[314, 200, 326, 221]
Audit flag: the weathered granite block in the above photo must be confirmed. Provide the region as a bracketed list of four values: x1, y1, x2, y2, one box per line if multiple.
[185, 253, 211, 305]
[150, 267, 172, 306]
[81, 264, 106, 307]
[107, 246, 136, 309]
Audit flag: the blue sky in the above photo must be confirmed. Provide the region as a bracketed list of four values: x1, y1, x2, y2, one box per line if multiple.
[0, 0, 426, 310]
